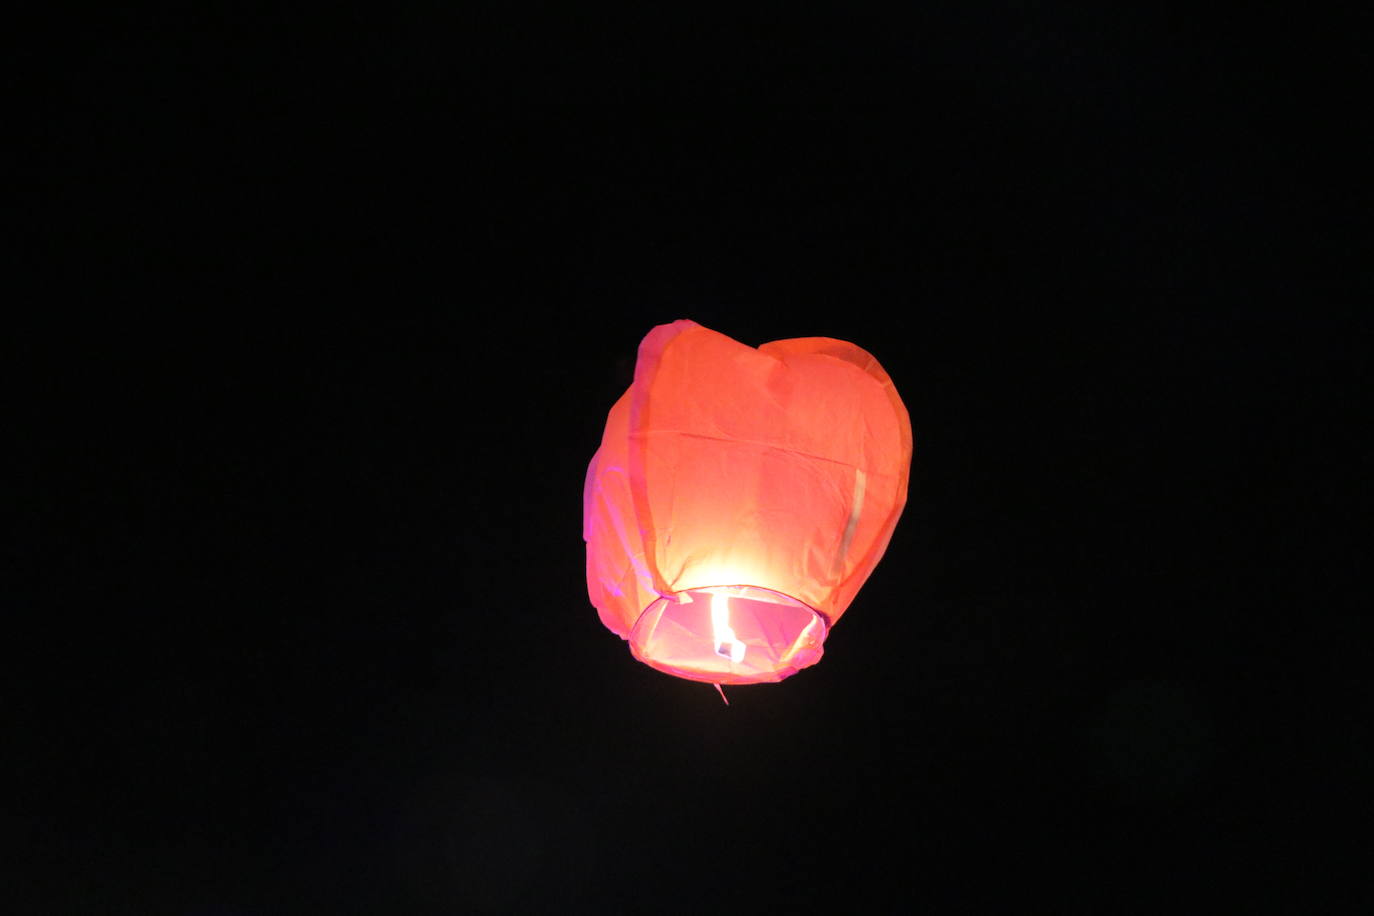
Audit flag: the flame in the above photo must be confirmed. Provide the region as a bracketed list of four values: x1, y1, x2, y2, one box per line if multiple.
[711, 591, 746, 663]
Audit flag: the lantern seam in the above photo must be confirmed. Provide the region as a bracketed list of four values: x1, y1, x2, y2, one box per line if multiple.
[633, 428, 900, 475]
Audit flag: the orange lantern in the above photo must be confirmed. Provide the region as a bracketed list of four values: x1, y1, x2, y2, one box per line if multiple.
[583, 319, 912, 690]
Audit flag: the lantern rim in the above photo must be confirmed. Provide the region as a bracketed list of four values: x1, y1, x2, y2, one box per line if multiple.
[628, 584, 829, 685]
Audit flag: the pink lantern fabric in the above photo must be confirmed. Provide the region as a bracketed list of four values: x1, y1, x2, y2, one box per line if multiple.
[584, 320, 912, 685]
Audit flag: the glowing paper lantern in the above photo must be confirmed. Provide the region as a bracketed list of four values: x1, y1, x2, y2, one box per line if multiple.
[583, 319, 912, 688]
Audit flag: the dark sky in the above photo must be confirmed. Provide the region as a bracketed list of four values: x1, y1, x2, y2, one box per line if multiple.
[11, 6, 1366, 914]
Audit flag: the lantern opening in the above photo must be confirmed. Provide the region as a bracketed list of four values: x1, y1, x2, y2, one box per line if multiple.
[628, 585, 828, 685]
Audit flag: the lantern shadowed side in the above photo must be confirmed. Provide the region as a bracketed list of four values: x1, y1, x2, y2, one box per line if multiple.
[584, 319, 912, 685]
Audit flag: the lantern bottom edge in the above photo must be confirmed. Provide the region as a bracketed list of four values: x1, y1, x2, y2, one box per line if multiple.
[627, 584, 828, 685]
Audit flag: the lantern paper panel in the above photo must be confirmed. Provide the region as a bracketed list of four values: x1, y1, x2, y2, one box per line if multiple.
[584, 319, 912, 685]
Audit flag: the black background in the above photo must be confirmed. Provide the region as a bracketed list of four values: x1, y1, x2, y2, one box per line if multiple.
[11, 5, 1367, 913]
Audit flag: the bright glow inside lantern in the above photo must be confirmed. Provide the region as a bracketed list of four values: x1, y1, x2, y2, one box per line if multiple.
[629, 585, 826, 684]
[710, 591, 746, 663]
[584, 319, 912, 689]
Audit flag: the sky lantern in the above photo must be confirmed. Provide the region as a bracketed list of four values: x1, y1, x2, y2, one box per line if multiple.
[583, 319, 912, 696]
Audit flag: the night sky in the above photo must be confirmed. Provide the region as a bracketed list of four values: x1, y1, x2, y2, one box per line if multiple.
[12, 6, 1365, 914]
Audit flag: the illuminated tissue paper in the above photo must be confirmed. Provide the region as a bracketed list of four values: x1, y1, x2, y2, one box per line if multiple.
[583, 319, 912, 690]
